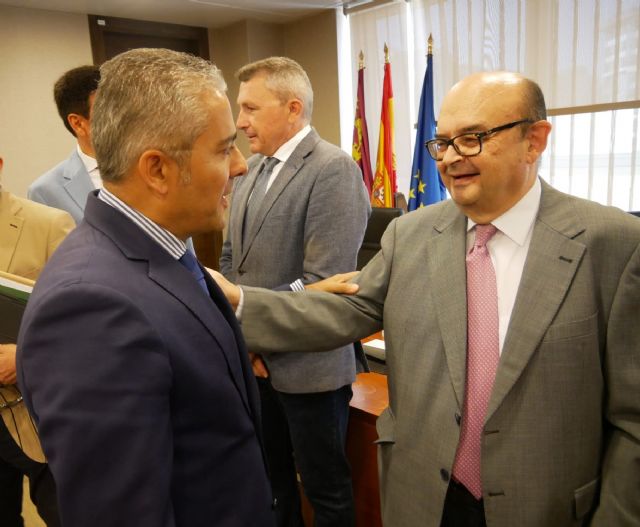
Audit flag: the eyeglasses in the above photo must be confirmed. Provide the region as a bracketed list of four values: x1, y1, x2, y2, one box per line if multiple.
[425, 119, 534, 161]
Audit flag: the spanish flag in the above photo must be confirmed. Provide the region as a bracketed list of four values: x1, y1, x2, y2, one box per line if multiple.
[371, 43, 396, 207]
[352, 51, 374, 196]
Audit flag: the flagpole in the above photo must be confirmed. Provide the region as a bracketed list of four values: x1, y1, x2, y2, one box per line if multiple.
[408, 33, 446, 211]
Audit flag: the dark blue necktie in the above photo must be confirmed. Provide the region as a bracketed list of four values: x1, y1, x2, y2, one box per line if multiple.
[179, 250, 209, 296]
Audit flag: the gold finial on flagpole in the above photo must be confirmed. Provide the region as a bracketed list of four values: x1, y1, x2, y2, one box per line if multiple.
[359, 50, 364, 70]
[384, 42, 389, 63]
[427, 34, 433, 56]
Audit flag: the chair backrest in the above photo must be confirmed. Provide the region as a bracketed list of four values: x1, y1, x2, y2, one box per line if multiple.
[357, 207, 404, 270]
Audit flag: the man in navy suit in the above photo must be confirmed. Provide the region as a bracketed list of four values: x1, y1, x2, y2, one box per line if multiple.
[17, 48, 275, 527]
[28, 65, 100, 224]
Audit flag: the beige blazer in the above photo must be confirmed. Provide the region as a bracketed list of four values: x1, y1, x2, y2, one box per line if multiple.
[0, 192, 74, 279]
[240, 180, 640, 527]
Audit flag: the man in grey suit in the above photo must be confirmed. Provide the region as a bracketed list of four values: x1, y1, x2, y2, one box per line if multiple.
[216, 72, 640, 526]
[220, 57, 370, 526]
[29, 65, 100, 224]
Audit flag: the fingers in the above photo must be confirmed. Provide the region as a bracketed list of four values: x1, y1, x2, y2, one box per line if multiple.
[249, 353, 269, 378]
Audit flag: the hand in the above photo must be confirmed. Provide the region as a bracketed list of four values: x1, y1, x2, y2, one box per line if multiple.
[249, 353, 269, 378]
[305, 272, 360, 295]
[205, 268, 241, 309]
[0, 344, 17, 385]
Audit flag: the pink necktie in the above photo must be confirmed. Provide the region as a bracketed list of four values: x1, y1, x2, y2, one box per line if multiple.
[452, 223, 499, 499]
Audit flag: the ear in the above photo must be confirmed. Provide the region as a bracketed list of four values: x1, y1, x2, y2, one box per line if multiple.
[525, 120, 552, 165]
[287, 99, 304, 122]
[136, 150, 179, 196]
[67, 113, 90, 139]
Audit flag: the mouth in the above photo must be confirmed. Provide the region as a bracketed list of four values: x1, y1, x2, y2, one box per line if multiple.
[448, 172, 479, 185]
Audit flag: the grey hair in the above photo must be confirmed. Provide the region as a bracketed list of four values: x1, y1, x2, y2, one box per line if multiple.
[236, 56, 313, 122]
[92, 48, 227, 183]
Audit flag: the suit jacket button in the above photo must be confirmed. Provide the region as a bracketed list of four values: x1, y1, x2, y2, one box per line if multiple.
[238, 269, 246, 275]
[440, 469, 450, 482]
[455, 412, 461, 425]
[271, 498, 278, 510]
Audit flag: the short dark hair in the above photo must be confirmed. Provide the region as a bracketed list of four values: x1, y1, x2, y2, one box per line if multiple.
[54, 65, 101, 136]
[522, 78, 547, 122]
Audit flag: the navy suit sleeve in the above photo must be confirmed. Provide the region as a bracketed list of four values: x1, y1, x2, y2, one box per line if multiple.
[18, 282, 175, 527]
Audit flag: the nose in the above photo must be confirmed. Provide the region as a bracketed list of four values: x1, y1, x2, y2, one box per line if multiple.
[236, 109, 248, 131]
[441, 142, 462, 166]
[230, 145, 247, 180]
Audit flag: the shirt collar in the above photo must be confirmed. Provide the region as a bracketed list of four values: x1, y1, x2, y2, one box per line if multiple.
[270, 125, 312, 164]
[467, 177, 542, 246]
[76, 143, 98, 173]
[97, 187, 187, 260]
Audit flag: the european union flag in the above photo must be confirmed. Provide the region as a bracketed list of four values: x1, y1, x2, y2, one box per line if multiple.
[408, 49, 446, 211]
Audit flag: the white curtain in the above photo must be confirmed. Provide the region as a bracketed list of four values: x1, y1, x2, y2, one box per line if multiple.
[349, 0, 640, 209]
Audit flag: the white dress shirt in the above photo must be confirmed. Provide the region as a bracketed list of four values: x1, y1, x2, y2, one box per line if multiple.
[466, 177, 542, 354]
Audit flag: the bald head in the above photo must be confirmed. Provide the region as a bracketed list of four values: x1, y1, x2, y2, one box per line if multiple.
[442, 72, 546, 131]
[435, 71, 552, 224]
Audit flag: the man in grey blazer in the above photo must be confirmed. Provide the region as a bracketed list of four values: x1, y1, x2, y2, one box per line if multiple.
[220, 57, 370, 526]
[217, 72, 640, 526]
[28, 66, 100, 224]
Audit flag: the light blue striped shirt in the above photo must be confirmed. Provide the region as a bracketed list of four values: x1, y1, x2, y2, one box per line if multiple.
[97, 188, 187, 260]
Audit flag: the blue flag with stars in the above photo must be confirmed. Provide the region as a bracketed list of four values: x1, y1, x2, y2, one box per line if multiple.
[408, 52, 446, 211]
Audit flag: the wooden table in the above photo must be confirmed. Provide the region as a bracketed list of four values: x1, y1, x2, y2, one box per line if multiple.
[347, 371, 388, 527]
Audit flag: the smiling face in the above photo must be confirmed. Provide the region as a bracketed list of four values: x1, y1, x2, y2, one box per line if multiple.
[167, 91, 247, 237]
[236, 73, 300, 156]
[436, 72, 549, 223]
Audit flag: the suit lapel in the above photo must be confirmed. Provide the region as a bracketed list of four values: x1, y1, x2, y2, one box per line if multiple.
[429, 206, 469, 407]
[239, 130, 320, 263]
[234, 158, 264, 257]
[147, 260, 253, 414]
[487, 183, 586, 419]
[63, 153, 94, 212]
[85, 195, 254, 416]
[0, 193, 23, 272]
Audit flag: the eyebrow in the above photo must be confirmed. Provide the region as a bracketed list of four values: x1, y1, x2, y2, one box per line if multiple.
[218, 133, 237, 147]
[435, 123, 486, 139]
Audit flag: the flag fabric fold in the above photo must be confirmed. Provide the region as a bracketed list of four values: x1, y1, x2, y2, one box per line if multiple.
[352, 65, 374, 196]
[372, 57, 396, 208]
[408, 51, 447, 211]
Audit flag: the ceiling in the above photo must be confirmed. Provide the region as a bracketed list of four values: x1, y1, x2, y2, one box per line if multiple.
[0, 0, 352, 28]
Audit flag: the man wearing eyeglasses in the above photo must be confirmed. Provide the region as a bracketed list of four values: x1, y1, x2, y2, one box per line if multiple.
[214, 71, 640, 527]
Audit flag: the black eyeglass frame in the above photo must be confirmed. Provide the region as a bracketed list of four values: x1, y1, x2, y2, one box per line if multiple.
[424, 119, 535, 161]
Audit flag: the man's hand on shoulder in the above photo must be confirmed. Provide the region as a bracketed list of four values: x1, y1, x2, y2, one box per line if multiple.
[305, 272, 360, 295]
[206, 268, 241, 309]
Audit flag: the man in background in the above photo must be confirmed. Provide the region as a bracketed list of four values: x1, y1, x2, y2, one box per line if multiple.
[219, 71, 640, 526]
[221, 57, 370, 526]
[28, 65, 100, 224]
[0, 154, 72, 527]
[17, 49, 275, 527]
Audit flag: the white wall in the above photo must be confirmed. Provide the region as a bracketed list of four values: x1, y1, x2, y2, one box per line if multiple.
[0, 5, 93, 198]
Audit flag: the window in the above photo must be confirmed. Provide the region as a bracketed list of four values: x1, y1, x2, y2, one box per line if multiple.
[345, 0, 640, 210]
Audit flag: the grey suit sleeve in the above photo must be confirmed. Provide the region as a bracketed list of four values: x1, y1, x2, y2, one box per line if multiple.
[593, 242, 640, 524]
[240, 216, 401, 354]
[297, 154, 370, 284]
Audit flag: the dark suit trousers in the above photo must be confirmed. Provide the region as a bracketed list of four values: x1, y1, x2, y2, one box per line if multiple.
[0, 420, 59, 527]
[257, 378, 355, 527]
